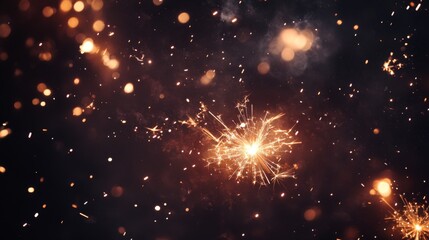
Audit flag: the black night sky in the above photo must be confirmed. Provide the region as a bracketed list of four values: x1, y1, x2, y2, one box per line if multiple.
[1, 0, 429, 239]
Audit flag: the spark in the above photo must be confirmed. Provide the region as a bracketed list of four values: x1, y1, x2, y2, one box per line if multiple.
[183, 97, 300, 185]
[383, 196, 429, 240]
[382, 52, 403, 76]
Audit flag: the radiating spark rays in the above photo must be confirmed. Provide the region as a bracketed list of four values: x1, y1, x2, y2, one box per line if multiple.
[382, 196, 429, 240]
[183, 98, 300, 185]
[382, 52, 404, 76]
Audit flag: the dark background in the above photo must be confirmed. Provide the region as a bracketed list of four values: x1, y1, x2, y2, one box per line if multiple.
[1, 0, 429, 239]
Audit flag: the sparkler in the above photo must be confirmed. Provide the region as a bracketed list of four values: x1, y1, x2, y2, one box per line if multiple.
[383, 196, 429, 240]
[182, 97, 300, 185]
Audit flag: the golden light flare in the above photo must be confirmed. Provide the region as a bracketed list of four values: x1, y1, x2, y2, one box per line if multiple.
[27, 187, 35, 193]
[182, 97, 300, 185]
[80, 38, 95, 53]
[124, 83, 134, 94]
[92, 20, 105, 32]
[59, 0, 73, 13]
[270, 28, 315, 62]
[383, 52, 403, 76]
[73, 107, 83, 116]
[0, 166, 6, 173]
[0, 128, 12, 139]
[67, 17, 79, 28]
[178, 12, 190, 24]
[385, 196, 429, 240]
[73, 1, 85, 12]
[373, 178, 392, 198]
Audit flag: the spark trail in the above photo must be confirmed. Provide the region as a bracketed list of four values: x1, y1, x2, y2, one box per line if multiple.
[183, 97, 300, 185]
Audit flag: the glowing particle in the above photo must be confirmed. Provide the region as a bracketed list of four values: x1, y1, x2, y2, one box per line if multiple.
[0, 128, 11, 138]
[281, 47, 295, 61]
[73, 1, 85, 12]
[67, 17, 79, 28]
[73, 78, 80, 85]
[43, 89, 52, 96]
[152, 0, 163, 6]
[28, 187, 35, 193]
[124, 83, 134, 94]
[185, 208, 190, 212]
[178, 12, 190, 24]
[92, 20, 105, 32]
[254, 213, 260, 218]
[42, 6, 55, 18]
[0, 24, 12, 38]
[111, 185, 124, 197]
[0, 166, 6, 173]
[373, 178, 392, 197]
[72, 107, 83, 116]
[353, 25, 359, 30]
[108, 157, 113, 162]
[59, 0, 72, 12]
[34, 213, 39, 218]
[257, 61, 270, 75]
[79, 212, 89, 219]
[200, 70, 216, 85]
[19, 0, 30, 11]
[80, 38, 94, 54]
[336, 19, 343, 25]
[154, 205, 161, 211]
[304, 208, 317, 221]
[91, 0, 104, 11]
[373, 128, 380, 135]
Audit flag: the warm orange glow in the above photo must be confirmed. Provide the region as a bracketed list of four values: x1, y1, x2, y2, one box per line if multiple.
[337, 19, 343, 25]
[43, 89, 52, 96]
[80, 38, 95, 53]
[73, 78, 80, 85]
[91, 0, 104, 11]
[257, 61, 270, 75]
[68, 17, 79, 28]
[72, 107, 83, 116]
[178, 12, 190, 24]
[373, 128, 380, 135]
[0, 24, 11, 38]
[304, 208, 317, 221]
[124, 83, 134, 94]
[281, 47, 295, 61]
[373, 178, 392, 197]
[14, 101, 22, 110]
[153, 0, 163, 6]
[32, 98, 40, 105]
[353, 24, 359, 30]
[39, 52, 52, 61]
[200, 70, 216, 85]
[42, 6, 55, 17]
[73, 1, 85, 12]
[0, 128, 11, 138]
[0, 166, 6, 173]
[92, 20, 105, 32]
[28, 187, 35, 193]
[37, 83, 47, 93]
[60, 0, 73, 12]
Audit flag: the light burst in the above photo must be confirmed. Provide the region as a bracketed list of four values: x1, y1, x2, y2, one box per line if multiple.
[385, 197, 429, 240]
[183, 97, 300, 185]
